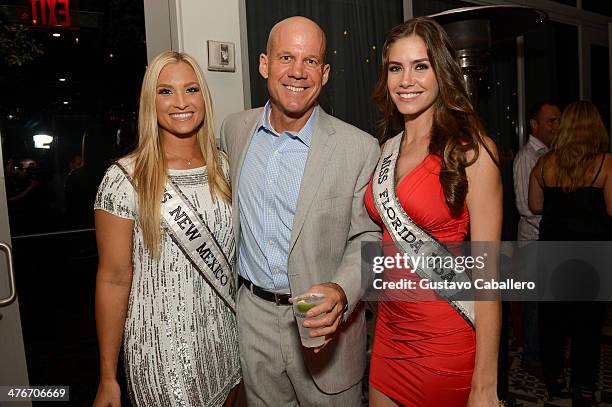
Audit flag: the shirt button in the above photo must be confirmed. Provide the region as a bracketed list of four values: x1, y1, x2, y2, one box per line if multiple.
[268, 240, 273, 246]
[268, 180, 272, 185]
[274, 150, 279, 156]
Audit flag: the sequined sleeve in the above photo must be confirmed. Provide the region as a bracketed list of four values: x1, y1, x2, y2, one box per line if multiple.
[219, 150, 231, 186]
[94, 164, 136, 220]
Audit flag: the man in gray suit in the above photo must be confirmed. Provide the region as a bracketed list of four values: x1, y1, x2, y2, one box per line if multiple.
[220, 16, 380, 405]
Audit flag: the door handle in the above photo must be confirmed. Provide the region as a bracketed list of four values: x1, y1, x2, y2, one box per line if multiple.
[0, 241, 16, 306]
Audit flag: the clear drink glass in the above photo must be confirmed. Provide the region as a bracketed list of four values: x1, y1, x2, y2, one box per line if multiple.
[292, 293, 326, 347]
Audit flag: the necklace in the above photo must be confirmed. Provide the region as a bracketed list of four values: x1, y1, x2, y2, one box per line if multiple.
[165, 150, 200, 166]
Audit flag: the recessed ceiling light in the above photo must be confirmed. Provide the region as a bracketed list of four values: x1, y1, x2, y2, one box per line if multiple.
[34, 134, 53, 149]
[58, 78, 66, 82]
[52, 33, 61, 38]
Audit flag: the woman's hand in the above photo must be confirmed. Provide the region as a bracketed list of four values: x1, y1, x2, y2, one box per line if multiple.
[466, 384, 500, 407]
[92, 379, 121, 407]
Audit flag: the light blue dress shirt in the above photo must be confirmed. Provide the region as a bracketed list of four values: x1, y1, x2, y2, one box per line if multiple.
[237, 102, 318, 292]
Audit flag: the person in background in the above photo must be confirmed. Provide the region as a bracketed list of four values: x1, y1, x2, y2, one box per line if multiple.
[512, 101, 561, 372]
[365, 17, 502, 407]
[93, 51, 240, 407]
[68, 155, 84, 174]
[515, 102, 561, 241]
[6, 157, 44, 234]
[529, 100, 611, 406]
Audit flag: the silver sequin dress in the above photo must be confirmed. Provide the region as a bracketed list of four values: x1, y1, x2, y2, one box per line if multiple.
[94, 158, 241, 407]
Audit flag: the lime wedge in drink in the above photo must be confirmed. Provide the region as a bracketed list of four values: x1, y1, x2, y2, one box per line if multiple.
[296, 299, 316, 313]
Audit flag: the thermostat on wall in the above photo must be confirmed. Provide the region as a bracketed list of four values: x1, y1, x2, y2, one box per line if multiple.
[207, 40, 235, 72]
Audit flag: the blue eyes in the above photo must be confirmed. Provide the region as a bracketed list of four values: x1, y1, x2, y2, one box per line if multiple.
[279, 56, 320, 66]
[157, 86, 200, 95]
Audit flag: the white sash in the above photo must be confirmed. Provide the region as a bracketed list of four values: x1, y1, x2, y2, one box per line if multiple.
[372, 134, 475, 327]
[116, 159, 236, 312]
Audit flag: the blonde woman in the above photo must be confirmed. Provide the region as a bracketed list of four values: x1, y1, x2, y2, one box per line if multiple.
[529, 100, 611, 405]
[92, 51, 240, 407]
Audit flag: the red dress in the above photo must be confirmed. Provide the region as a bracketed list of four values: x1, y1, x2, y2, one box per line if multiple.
[365, 154, 476, 407]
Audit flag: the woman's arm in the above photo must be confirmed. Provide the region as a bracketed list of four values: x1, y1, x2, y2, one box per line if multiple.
[603, 153, 612, 217]
[528, 157, 545, 215]
[465, 137, 503, 407]
[93, 210, 134, 407]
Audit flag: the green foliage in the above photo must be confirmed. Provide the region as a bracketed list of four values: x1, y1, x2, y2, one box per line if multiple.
[0, 22, 44, 67]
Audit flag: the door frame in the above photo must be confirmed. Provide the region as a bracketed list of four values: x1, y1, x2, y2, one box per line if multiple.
[0, 135, 31, 406]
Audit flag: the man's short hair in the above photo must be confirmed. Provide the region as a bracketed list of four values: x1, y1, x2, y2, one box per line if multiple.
[528, 101, 558, 123]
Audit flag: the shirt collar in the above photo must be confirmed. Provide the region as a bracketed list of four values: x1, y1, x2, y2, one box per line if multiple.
[258, 101, 318, 147]
[528, 135, 548, 152]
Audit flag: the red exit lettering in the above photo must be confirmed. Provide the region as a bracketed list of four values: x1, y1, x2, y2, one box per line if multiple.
[31, 0, 71, 27]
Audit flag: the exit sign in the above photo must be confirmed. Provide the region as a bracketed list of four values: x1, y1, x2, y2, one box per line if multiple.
[30, 0, 74, 27]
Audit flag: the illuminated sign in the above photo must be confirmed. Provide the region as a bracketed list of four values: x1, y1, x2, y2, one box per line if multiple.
[30, 0, 72, 27]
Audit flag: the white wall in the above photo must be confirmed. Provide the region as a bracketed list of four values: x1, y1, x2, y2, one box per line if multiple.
[145, 0, 250, 137]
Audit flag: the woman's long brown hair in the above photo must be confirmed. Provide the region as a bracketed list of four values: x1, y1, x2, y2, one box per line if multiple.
[372, 17, 497, 216]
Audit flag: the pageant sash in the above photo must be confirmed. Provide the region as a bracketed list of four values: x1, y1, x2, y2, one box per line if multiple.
[116, 160, 236, 312]
[372, 134, 475, 327]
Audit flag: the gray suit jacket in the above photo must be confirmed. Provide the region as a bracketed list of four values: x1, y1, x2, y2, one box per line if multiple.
[220, 107, 381, 393]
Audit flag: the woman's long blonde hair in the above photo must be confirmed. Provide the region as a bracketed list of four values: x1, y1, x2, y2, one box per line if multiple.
[130, 51, 231, 257]
[548, 100, 609, 192]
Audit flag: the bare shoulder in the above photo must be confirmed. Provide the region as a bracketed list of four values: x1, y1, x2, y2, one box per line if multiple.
[535, 152, 547, 165]
[466, 135, 499, 174]
[603, 152, 612, 176]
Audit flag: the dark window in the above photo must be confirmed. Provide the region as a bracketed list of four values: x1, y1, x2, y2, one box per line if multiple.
[582, 0, 612, 17]
[549, 0, 577, 6]
[1, 0, 145, 235]
[591, 44, 610, 130]
[524, 21, 579, 112]
[413, 0, 468, 17]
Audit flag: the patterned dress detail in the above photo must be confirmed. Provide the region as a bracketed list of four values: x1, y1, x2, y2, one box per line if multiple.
[94, 156, 240, 407]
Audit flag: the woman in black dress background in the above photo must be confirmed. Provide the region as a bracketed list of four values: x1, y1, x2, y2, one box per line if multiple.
[529, 100, 612, 406]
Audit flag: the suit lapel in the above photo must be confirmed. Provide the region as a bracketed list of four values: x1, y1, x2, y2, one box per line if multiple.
[231, 108, 263, 246]
[289, 109, 337, 254]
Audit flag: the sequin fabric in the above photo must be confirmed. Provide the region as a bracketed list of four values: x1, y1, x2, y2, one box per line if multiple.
[94, 159, 240, 407]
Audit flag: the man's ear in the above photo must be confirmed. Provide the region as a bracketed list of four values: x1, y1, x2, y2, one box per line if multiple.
[529, 118, 538, 134]
[321, 63, 330, 86]
[259, 53, 269, 79]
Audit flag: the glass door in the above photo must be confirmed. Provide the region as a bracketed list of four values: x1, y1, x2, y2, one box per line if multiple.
[0, 0, 146, 404]
[0, 142, 30, 407]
